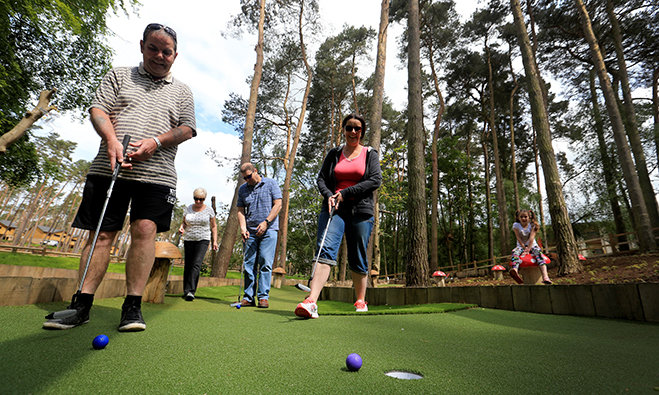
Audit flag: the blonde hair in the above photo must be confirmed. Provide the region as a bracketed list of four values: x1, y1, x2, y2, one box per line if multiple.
[193, 187, 207, 199]
[515, 209, 539, 231]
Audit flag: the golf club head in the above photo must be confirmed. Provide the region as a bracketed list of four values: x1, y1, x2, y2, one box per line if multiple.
[44, 308, 78, 320]
[295, 283, 311, 292]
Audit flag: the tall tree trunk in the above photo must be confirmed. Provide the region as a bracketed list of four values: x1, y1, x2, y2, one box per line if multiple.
[350, 53, 359, 114]
[511, 0, 582, 274]
[589, 69, 628, 250]
[508, 44, 520, 212]
[485, 44, 509, 255]
[532, 126, 547, 244]
[653, 68, 659, 166]
[367, 0, 388, 280]
[428, 35, 445, 272]
[2, 192, 29, 241]
[482, 126, 494, 265]
[466, 124, 475, 263]
[574, 0, 655, 251]
[605, 0, 659, 228]
[14, 181, 46, 245]
[405, 0, 429, 286]
[212, 0, 266, 277]
[277, 0, 313, 273]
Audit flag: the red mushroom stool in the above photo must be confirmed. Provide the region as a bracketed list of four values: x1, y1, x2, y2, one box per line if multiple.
[432, 270, 447, 287]
[491, 264, 506, 281]
[516, 253, 550, 285]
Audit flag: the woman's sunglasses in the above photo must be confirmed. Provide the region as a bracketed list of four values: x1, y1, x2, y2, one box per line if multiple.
[345, 126, 362, 132]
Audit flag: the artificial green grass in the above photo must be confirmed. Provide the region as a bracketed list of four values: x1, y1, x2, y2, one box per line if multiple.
[313, 301, 475, 315]
[192, 286, 474, 315]
[1, 285, 658, 394]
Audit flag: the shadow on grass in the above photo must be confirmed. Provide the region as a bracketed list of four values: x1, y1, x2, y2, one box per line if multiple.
[4, 293, 203, 393]
[1, 304, 128, 393]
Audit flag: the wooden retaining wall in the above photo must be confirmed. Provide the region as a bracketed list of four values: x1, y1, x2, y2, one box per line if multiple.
[320, 284, 659, 323]
[0, 264, 297, 306]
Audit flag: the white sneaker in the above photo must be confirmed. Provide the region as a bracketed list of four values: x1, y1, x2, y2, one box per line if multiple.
[295, 299, 319, 319]
[354, 300, 368, 312]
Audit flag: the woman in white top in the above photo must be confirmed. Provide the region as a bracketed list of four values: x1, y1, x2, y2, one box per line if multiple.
[510, 209, 552, 285]
[178, 188, 218, 300]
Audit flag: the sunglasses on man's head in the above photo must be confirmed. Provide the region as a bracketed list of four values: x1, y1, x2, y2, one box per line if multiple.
[345, 125, 362, 132]
[144, 23, 177, 42]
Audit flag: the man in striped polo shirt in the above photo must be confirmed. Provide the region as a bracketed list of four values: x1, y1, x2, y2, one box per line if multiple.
[44, 23, 196, 332]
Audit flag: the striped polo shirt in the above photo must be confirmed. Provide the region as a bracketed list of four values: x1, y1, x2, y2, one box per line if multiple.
[88, 64, 196, 188]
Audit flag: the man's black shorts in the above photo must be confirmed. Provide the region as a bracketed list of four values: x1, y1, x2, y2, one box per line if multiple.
[72, 175, 177, 233]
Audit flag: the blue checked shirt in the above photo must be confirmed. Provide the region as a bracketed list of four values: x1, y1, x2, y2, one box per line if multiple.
[237, 177, 282, 232]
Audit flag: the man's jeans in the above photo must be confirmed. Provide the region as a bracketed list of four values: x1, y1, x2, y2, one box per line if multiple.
[242, 228, 278, 301]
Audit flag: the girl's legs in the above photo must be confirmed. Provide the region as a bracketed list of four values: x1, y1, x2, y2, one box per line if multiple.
[511, 246, 524, 271]
[529, 246, 552, 283]
[510, 246, 525, 284]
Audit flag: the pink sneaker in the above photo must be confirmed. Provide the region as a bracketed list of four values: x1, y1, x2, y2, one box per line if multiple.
[354, 300, 368, 312]
[295, 298, 319, 319]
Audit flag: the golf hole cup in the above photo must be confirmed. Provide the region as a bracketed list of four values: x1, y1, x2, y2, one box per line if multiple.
[92, 334, 109, 350]
[346, 353, 362, 371]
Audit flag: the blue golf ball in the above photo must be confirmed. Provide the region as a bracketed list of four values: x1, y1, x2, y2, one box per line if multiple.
[92, 334, 109, 350]
[346, 353, 362, 371]
[236, 304, 241, 309]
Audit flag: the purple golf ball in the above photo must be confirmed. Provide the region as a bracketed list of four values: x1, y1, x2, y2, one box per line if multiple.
[346, 353, 362, 371]
[92, 334, 109, 350]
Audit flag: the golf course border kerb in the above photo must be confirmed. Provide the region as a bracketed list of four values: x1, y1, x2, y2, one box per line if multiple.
[319, 283, 659, 322]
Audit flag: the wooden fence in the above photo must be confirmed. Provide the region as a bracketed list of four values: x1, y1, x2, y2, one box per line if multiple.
[377, 229, 648, 281]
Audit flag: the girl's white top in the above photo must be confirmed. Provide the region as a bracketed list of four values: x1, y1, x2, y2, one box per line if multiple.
[182, 204, 215, 241]
[513, 222, 538, 248]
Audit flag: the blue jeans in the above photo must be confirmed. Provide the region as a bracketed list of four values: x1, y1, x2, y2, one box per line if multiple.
[316, 210, 374, 274]
[242, 228, 278, 301]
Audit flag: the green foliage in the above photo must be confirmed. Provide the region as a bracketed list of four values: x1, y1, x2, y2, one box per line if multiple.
[0, 0, 136, 186]
[0, 134, 39, 187]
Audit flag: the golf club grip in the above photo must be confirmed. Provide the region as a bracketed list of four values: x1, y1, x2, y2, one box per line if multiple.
[111, 135, 132, 179]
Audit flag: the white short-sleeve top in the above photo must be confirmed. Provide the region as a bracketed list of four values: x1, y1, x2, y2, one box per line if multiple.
[182, 204, 215, 241]
[512, 222, 537, 248]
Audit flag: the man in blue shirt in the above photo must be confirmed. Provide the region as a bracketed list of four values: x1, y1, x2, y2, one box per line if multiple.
[237, 163, 282, 308]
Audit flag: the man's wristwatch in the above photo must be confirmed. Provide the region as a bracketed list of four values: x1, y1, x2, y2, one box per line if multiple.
[265, 219, 272, 227]
[153, 136, 162, 149]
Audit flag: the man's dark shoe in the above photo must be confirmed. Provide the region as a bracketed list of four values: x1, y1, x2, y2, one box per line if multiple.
[184, 292, 195, 301]
[240, 299, 256, 307]
[43, 293, 92, 330]
[258, 299, 269, 308]
[118, 301, 146, 332]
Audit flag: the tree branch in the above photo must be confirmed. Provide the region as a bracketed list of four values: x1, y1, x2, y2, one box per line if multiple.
[0, 89, 57, 153]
